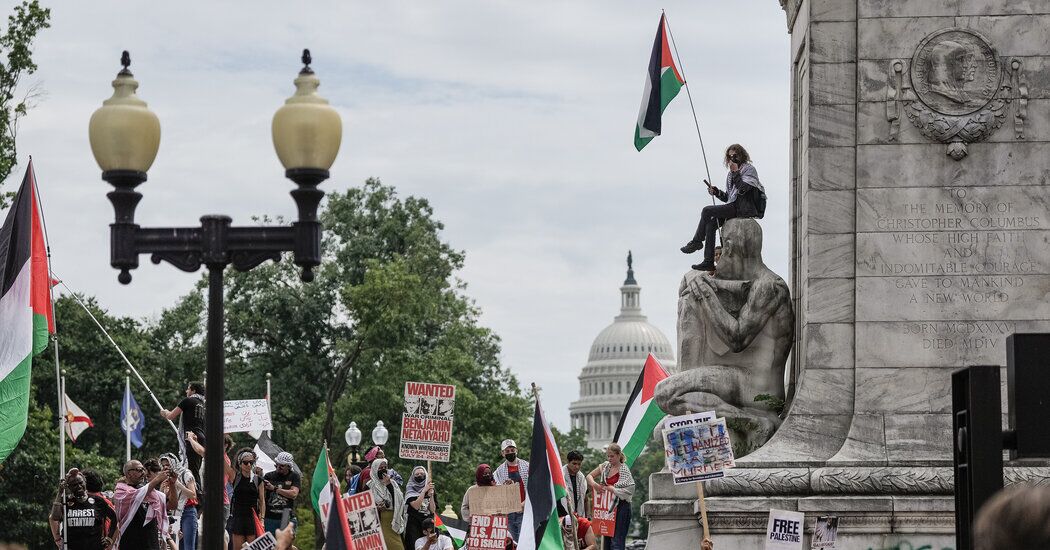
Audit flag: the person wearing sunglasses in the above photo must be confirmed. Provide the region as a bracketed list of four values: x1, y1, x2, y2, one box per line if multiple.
[229, 449, 265, 549]
[113, 460, 169, 549]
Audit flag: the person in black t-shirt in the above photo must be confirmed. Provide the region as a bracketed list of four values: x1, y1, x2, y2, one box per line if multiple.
[262, 452, 301, 534]
[162, 382, 207, 477]
[49, 469, 118, 550]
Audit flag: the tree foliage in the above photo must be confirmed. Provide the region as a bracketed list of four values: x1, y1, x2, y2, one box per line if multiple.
[0, 0, 50, 206]
[0, 178, 534, 549]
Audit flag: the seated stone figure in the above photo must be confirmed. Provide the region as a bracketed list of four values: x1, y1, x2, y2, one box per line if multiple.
[655, 218, 794, 450]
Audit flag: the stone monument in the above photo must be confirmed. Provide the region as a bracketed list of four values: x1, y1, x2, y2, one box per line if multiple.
[643, 1, 1050, 548]
[656, 219, 794, 454]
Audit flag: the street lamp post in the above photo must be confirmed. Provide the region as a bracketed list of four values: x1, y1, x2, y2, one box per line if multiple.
[89, 50, 341, 550]
[372, 420, 389, 451]
[345, 421, 362, 466]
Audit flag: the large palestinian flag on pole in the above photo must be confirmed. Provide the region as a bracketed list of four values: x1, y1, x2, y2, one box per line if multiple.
[519, 396, 567, 550]
[0, 162, 54, 463]
[634, 13, 685, 151]
[613, 354, 670, 467]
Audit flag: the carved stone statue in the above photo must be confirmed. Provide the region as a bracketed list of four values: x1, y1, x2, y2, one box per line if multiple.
[655, 218, 794, 450]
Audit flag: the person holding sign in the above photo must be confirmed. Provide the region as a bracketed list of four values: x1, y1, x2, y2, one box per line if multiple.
[460, 463, 496, 522]
[404, 465, 438, 547]
[493, 439, 529, 542]
[586, 444, 635, 550]
[367, 458, 407, 550]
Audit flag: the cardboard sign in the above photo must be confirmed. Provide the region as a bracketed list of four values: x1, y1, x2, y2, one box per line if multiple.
[662, 417, 735, 484]
[243, 532, 276, 550]
[467, 514, 510, 550]
[345, 491, 386, 550]
[765, 509, 804, 550]
[223, 399, 273, 433]
[399, 381, 456, 462]
[812, 515, 839, 549]
[590, 489, 616, 537]
[467, 484, 524, 515]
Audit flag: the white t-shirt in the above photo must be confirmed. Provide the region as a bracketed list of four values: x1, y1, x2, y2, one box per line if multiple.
[415, 534, 453, 550]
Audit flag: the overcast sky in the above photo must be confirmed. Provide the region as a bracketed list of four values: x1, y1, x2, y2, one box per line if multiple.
[10, 1, 790, 431]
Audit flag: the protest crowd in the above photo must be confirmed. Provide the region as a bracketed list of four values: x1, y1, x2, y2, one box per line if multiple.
[46, 379, 642, 550]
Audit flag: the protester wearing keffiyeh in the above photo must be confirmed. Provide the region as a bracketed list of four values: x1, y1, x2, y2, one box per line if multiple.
[586, 444, 635, 550]
[367, 458, 407, 549]
[404, 465, 438, 547]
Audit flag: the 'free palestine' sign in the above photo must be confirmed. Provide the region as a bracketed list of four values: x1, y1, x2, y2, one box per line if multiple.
[765, 509, 804, 550]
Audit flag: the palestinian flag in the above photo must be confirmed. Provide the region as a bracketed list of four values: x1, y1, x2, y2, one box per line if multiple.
[435, 514, 468, 549]
[0, 162, 54, 463]
[634, 13, 685, 151]
[519, 398, 567, 550]
[310, 445, 335, 525]
[324, 475, 354, 550]
[613, 354, 670, 467]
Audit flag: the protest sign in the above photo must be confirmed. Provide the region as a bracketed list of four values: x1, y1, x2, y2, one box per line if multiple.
[812, 515, 838, 549]
[399, 381, 456, 462]
[662, 417, 735, 484]
[466, 484, 523, 515]
[223, 399, 272, 434]
[591, 488, 616, 537]
[344, 490, 386, 550]
[243, 532, 276, 550]
[466, 514, 510, 550]
[664, 410, 716, 429]
[765, 509, 804, 550]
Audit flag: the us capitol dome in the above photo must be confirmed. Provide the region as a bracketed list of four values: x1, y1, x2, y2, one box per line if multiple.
[568, 252, 676, 449]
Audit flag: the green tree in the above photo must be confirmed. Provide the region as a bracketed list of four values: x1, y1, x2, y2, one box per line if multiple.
[174, 178, 532, 548]
[0, 0, 50, 206]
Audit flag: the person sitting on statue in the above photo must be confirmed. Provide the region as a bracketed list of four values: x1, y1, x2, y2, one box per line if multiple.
[680, 143, 767, 271]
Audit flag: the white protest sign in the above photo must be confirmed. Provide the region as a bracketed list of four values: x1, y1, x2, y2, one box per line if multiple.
[664, 410, 716, 429]
[243, 532, 277, 550]
[812, 515, 838, 549]
[399, 381, 456, 462]
[224, 399, 273, 434]
[765, 509, 804, 550]
[662, 416, 735, 484]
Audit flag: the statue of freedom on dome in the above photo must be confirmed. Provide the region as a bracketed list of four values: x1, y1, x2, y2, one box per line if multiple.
[655, 218, 794, 450]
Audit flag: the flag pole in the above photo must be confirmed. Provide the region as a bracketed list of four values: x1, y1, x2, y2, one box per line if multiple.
[29, 158, 65, 482]
[661, 11, 715, 193]
[662, 10, 726, 249]
[52, 276, 179, 436]
[59, 372, 66, 474]
[266, 372, 272, 439]
[125, 370, 132, 462]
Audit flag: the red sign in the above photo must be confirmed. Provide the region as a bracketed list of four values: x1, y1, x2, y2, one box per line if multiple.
[466, 514, 510, 550]
[591, 489, 616, 537]
[344, 491, 386, 550]
[400, 381, 456, 462]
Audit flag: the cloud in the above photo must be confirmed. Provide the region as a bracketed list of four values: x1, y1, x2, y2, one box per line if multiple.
[12, 0, 791, 430]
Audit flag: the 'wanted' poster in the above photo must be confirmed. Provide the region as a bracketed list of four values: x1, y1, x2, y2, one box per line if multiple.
[345, 491, 386, 550]
[399, 381, 456, 462]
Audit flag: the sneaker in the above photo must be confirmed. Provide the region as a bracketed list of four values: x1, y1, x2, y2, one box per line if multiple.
[680, 241, 703, 254]
[691, 260, 715, 271]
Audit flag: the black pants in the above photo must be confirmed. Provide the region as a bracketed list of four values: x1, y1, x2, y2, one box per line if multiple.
[691, 202, 737, 261]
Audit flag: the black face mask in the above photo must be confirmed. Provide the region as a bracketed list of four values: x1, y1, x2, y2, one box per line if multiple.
[729, 154, 740, 164]
[378, 469, 388, 478]
[414, 475, 426, 483]
[482, 474, 494, 485]
[505, 453, 516, 462]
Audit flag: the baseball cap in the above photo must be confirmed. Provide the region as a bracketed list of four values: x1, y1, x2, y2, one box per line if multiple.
[501, 439, 516, 451]
[276, 452, 294, 466]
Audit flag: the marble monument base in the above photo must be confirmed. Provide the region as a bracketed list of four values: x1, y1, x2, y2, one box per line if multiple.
[643, 489, 955, 550]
